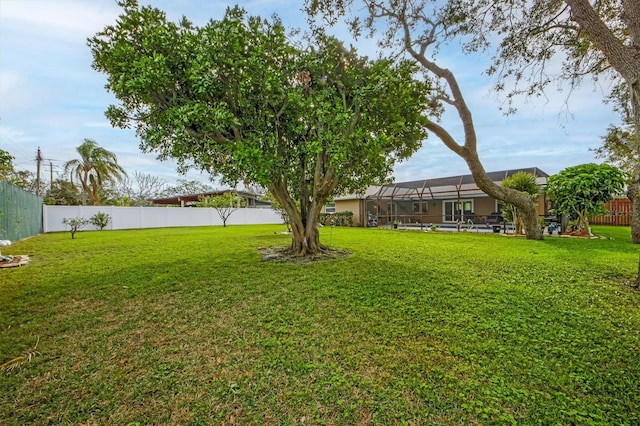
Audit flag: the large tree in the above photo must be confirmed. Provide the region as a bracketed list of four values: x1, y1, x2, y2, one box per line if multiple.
[447, 0, 640, 242]
[118, 171, 167, 206]
[89, 2, 430, 256]
[593, 122, 637, 204]
[63, 139, 127, 205]
[306, 0, 545, 239]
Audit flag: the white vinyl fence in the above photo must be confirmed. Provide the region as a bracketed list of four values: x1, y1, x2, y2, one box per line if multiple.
[43, 205, 282, 233]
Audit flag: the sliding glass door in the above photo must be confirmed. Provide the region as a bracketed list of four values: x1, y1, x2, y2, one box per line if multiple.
[443, 200, 473, 222]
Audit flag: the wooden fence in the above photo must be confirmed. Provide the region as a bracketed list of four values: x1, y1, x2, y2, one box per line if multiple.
[591, 198, 633, 226]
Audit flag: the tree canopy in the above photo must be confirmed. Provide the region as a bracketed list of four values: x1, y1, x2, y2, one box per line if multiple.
[196, 192, 247, 227]
[63, 139, 127, 205]
[89, 1, 431, 255]
[306, 0, 549, 240]
[0, 149, 30, 189]
[546, 163, 626, 234]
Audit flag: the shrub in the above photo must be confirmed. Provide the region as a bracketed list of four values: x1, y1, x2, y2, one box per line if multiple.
[90, 212, 112, 230]
[319, 211, 353, 227]
[62, 217, 89, 239]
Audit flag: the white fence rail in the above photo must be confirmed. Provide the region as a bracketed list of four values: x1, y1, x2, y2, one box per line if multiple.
[43, 205, 282, 233]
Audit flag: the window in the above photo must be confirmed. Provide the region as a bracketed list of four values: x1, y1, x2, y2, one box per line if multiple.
[412, 201, 428, 213]
[324, 202, 336, 214]
[443, 200, 474, 222]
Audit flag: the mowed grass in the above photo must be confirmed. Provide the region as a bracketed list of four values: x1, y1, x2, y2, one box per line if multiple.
[0, 224, 639, 425]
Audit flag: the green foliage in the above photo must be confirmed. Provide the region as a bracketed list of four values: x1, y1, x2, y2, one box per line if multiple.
[0, 225, 638, 424]
[89, 2, 430, 253]
[159, 179, 213, 198]
[89, 212, 112, 230]
[196, 192, 246, 227]
[594, 123, 638, 184]
[195, 193, 246, 209]
[63, 139, 127, 206]
[547, 163, 626, 231]
[45, 179, 81, 206]
[61, 217, 89, 239]
[501, 172, 540, 232]
[0, 149, 30, 188]
[319, 211, 353, 226]
[0, 149, 14, 179]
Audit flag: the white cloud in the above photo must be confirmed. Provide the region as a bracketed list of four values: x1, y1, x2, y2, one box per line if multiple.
[0, 70, 21, 95]
[83, 121, 112, 129]
[1, 0, 120, 40]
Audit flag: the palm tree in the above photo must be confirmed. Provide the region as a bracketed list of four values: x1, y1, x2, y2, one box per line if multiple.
[64, 139, 127, 205]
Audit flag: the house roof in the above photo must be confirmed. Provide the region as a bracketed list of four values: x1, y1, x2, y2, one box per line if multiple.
[364, 167, 549, 201]
[152, 190, 269, 206]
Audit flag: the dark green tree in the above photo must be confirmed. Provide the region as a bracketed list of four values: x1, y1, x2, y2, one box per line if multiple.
[546, 163, 626, 235]
[45, 179, 81, 205]
[89, 2, 430, 256]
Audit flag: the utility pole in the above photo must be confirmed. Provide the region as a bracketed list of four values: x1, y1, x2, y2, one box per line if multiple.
[49, 160, 54, 191]
[36, 147, 43, 195]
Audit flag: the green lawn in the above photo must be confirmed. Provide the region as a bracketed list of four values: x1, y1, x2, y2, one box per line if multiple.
[1, 225, 638, 425]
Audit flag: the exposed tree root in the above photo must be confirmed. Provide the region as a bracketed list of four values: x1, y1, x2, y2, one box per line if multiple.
[259, 246, 350, 263]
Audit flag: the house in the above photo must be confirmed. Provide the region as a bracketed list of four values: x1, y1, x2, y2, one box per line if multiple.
[152, 190, 271, 208]
[329, 167, 550, 227]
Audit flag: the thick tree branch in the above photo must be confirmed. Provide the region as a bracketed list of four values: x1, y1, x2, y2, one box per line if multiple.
[565, 0, 640, 83]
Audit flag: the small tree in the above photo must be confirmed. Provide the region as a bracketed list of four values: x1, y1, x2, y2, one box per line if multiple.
[546, 164, 626, 236]
[196, 193, 247, 227]
[62, 217, 89, 239]
[501, 172, 541, 235]
[89, 212, 111, 230]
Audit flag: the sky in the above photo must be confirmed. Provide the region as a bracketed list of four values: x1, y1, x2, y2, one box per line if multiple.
[0, 0, 622, 191]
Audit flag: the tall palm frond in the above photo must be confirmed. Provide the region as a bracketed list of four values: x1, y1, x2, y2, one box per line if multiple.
[63, 139, 127, 205]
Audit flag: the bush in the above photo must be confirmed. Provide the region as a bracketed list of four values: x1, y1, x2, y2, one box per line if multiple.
[62, 217, 89, 239]
[90, 212, 112, 230]
[319, 211, 353, 227]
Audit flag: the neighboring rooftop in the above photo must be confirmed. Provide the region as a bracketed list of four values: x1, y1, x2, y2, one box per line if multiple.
[336, 167, 549, 201]
[152, 190, 271, 207]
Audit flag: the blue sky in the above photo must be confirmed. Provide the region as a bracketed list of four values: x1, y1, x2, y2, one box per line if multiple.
[0, 0, 620, 189]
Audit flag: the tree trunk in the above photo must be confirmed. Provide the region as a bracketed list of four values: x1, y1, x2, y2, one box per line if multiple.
[289, 217, 327, 256]
[575, 210, 591, 236]
[406, 38, 543, 240]
[287, 205, 326, 256]
[565, 0, 640, 243]
[464, 152, 543, 240]
[631, 185, 640, 243]
[267, 166, 336, 257]
[630, 81, 640, 243]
